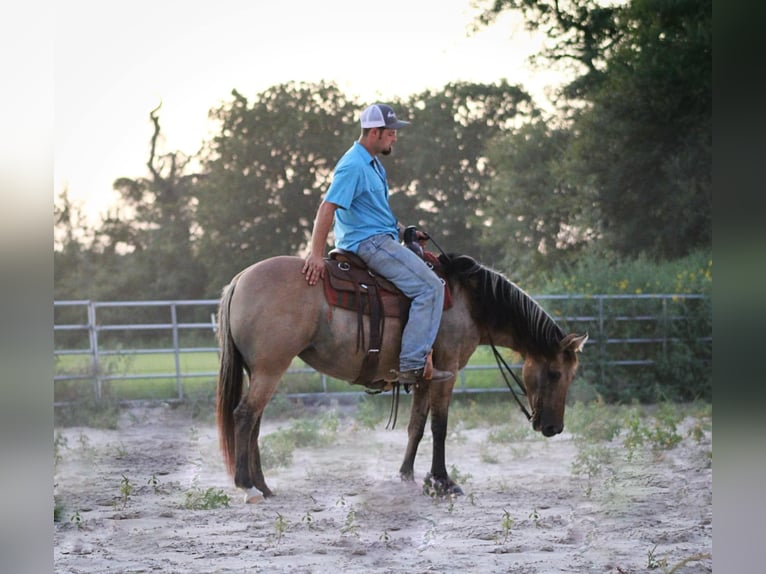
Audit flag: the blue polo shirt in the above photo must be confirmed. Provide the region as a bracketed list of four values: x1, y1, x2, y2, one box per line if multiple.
[324, 141, 398, 252]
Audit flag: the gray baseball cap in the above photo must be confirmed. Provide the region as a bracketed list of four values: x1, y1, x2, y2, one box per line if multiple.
[359, 104, 410, 129]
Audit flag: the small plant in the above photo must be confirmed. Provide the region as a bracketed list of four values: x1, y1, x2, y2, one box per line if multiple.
[341, 508, 360, 538]
[114, 442, 129, 459]
[54, 431, 68, 467]
[623, 406, 647, 461]
[54, 495, 64, 523]
[647, 545, 668, 570]
[355, 397, 386, 429]
[147, 474, 161, 494]
[688, 420, 706, 443]
[571, 444, 612, 497]
[301, 511, 314, 530]
[500, 509, 514, 543]
[449, 464, 472, 486]
[274, 512, 288, 544]
[70, 511, 83, 529]
[183, 486, 231, 510]
[529, 507, 541, 528]
[487, 422, 533, 444]
[479, 443, 500, 464]
[379, 529, 392, 547]
[118, 474, 133, 509]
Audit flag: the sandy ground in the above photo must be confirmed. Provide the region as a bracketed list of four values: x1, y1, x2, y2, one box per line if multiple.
[54, 402, 712, 574]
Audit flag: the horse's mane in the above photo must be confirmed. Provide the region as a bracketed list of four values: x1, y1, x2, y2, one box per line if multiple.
[440, 254, 565, 358]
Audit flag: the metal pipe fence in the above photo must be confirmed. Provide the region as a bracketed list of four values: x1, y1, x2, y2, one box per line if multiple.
[54, 294, 711, 405]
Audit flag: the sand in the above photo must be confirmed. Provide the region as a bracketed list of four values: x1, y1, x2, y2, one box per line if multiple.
[54, 402, 712, 573]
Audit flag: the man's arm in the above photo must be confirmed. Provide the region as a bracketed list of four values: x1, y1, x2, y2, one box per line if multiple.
[301, 201, 338, 285]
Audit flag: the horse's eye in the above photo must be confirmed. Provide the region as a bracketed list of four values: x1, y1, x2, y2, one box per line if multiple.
[548, 370, 561, 382]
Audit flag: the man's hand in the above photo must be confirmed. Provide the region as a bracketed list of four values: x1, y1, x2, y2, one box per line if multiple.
[302, 253, 326, 286]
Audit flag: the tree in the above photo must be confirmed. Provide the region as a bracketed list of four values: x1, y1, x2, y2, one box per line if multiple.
[476, 0, 712, 260]
[476, 0, 626, 101]
[96, 105, 207, 300]
[387, 81, 536, 264]
[194, 82, 358, 294]
[569, 0, 712, 257]
[481, 119, 599, 283]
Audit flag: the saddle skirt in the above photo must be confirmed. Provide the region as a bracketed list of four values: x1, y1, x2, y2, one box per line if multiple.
[321, 248, 452, 390]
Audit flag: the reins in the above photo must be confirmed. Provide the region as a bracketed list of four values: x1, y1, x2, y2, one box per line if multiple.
[488, 333, 533, 422]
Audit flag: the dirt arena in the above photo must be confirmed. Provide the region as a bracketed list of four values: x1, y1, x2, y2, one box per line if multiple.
[54, 400, 712, 573]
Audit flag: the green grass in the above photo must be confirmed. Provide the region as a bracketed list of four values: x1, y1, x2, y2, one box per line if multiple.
[54, 346, 518, 403]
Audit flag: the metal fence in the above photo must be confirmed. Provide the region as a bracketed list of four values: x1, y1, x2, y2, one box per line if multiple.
[53, 294, 711, 404]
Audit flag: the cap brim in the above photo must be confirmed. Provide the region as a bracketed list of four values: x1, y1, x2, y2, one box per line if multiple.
[386, 120, 410, 129]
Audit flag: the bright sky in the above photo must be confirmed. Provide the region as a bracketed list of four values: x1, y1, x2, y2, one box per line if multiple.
[55, 0, 562, 224]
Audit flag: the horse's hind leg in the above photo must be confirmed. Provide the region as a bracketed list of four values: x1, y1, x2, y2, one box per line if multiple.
[233, 369, 283, 502]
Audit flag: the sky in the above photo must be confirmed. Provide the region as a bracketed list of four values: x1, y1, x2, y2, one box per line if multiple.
[55, 0, 563, 224]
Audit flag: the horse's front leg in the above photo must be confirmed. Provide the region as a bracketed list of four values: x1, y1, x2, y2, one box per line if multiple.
[425, 383, 463, 496]
[399, 383, 430, 481]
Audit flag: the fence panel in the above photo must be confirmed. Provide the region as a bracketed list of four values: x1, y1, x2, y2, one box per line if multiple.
[54, 295, 711, 405]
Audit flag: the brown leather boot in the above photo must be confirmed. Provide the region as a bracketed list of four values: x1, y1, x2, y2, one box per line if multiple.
[396, 367, 453, 385]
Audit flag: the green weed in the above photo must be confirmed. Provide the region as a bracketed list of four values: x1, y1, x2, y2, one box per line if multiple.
[273, 512, 289, 544]
[341, 508, 360, 538]
[500, 509, 514, 543]
[118, 474, 133, 509]
[571, 444, 613, 497]
[69, 511, 84, 529]
[183, 486, 231, 510]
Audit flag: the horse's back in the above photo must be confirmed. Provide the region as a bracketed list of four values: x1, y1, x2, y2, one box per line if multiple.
[228, 256, 325, 367]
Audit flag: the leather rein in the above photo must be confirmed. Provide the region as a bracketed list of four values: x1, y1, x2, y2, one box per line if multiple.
[488, 334, 533, 422]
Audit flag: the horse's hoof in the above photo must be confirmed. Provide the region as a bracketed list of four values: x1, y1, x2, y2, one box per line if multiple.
[448, 484, 464, 496]
[243, 487, 264, 504]
[423, 473, 463, 498]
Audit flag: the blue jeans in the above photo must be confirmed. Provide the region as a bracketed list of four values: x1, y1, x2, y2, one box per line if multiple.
[356, 234, 445, 371]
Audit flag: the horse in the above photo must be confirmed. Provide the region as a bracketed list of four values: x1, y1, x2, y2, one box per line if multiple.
[216, 253, 588, 502]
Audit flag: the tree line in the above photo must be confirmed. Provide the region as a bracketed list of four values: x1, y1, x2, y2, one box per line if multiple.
[54, 0, 711, 302]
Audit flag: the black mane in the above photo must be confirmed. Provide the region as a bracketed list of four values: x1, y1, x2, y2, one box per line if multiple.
[440, 254, 565, 358]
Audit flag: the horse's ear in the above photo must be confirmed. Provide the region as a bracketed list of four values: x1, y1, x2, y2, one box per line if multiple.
[560, 333, 589, 354]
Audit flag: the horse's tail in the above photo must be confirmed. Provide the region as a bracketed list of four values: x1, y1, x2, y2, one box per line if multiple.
[216, 275, 245, 477]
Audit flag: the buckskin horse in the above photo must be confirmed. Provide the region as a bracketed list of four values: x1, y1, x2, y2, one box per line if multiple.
[216, 251, 588, 502]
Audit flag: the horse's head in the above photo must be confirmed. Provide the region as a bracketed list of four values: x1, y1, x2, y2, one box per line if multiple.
[522, 333, 588, 437]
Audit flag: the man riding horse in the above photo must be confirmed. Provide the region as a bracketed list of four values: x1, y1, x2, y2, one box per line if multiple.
[301, 103, 453, 386]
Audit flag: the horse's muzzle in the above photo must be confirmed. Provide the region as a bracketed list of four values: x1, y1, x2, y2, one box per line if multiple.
[541, 424, 562, 437]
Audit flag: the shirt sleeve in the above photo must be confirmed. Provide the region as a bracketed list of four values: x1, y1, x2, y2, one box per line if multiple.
[324, 160, 358, 210]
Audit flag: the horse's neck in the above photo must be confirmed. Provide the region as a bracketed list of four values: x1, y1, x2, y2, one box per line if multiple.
[481, 329, 527, 356]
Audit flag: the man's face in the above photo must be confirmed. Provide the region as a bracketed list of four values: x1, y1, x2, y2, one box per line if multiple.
[374, 128, 398, 156]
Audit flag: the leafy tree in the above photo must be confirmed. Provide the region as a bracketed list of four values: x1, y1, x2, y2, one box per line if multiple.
[476, 0, 626, 101]
[54, 188, 98, 300]
[194, 82, 358, 294]
[100, 104, 207, 300]
[481, 119, 599, 284]
[476, 0, 711, 260]
[387, 81, 536, 264]
[569, 0, 712, 258]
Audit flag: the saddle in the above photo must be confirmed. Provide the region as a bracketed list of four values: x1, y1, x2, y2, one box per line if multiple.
[322, 248, 451, 390]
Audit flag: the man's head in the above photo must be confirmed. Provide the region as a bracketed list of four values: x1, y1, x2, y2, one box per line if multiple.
[359, 104, 410, 156]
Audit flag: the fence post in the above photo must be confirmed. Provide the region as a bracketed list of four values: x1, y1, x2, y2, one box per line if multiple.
[598, 296, 605, 388]
[88, 301, 102, 400]
[171, 303, 183, 401]
[661, 296, 668, 362]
